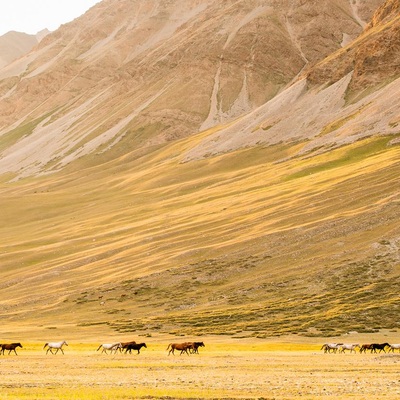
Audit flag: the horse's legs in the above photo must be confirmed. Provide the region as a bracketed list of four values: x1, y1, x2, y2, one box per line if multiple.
[60, 348, 64, 355]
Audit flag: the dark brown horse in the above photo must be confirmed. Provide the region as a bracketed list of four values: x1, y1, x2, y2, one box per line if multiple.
[166, 342, 192, 356]
[1, 343, 22, 355]
[189, 341, 205, 354]
[124, 342, 147, 354]
[360, 344, 374, 353]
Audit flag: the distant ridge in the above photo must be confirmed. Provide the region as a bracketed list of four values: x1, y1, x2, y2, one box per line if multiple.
[0, 31, 39, 69]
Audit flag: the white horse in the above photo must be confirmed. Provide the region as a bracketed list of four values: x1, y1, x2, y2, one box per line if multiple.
[388, 344, 400, 353]
[338, 343, 360, 353]
[96, 343, 122, 354]
[321, 343, 343, 353]
[43, 340, 68, 355]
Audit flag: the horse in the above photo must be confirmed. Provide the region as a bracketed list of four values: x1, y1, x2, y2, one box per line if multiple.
[371, 343, 390, 353]
[43, 340, 68, 355]
[166, 342, 192, 356]
[360, 344, 374, 353]
[119, 341, 136, 352]
[0, 343, 22, 355]
[188, 341, 205, 354]
[388, 344, 400, 353]
[338, 344, 360, 354]
[321, 343, 342, 353]
[96, 343, 122, 354]
[124, 342, 147, 354]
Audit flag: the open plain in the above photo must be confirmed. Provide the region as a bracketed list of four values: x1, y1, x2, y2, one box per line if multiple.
[0, 2, 400, 399]
[1, 334, 400, 399]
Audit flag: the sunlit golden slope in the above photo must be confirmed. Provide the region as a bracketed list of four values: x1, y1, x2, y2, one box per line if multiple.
[0, 130, 399, 338]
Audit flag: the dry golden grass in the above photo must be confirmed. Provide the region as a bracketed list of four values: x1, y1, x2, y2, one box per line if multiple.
[0, 132, 399, 339]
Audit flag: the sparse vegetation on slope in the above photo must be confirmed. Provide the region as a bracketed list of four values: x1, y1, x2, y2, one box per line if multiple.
[0, 132, 399, 338]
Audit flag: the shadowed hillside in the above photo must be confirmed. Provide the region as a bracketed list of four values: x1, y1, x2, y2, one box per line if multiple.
[0, 0, 399, 339]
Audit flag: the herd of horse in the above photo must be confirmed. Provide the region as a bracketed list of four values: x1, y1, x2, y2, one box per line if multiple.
[321, 342, 400, 354]
[3, 340, 399, 356]
[0, 340, 205, 356]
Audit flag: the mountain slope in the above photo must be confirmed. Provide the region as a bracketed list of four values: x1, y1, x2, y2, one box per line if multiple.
[0, 0, 399, 339]
[184, 0, 400, 161]
[0, 0, 382, 181]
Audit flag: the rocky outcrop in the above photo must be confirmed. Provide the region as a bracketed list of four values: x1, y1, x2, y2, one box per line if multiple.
[306, 0, 400, 96]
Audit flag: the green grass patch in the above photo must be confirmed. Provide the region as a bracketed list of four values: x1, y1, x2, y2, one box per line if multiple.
[0, 113, 53, 152]
[285, 136, 394, 181]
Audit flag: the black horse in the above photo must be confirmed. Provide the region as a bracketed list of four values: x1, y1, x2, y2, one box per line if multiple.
[1, 343, 23, 355]
[371, 343, 390, 353]
[124, 342, 147, 354]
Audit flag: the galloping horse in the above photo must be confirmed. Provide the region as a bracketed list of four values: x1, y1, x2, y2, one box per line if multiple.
[96, 343, 122, 354]
[321, 343, 342, 353]
[189, 341, 205, 354]
[338, 344, 360, 354]
[166, 342, 192, 356]
[371, 343, 390, 353]
[360, 344, 374, 353]
[120, 341, 136, 352]
[124, 342, 147, 354]
[43, 340, 68, 355]
[388, 344, 400, 353]
[0, 343, 22, 355]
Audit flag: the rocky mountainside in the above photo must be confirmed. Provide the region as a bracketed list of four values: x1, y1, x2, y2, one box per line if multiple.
[184, 0, 400, 161]
[0, 0, 383, 180]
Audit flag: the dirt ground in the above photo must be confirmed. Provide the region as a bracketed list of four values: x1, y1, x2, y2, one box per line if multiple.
[0, 338, 400, 399]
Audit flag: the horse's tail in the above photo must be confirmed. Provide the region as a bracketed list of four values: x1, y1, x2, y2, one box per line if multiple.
[96, 344, 102, 351]
[43, 343, 48, 349]
[166, 343, 171, 351]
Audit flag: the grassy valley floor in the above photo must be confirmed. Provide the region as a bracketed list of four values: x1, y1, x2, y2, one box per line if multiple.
[0, 337, 400, 399]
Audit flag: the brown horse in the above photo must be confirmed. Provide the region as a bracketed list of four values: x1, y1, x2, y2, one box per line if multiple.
[1, 343, 22, 355]
[124, 342, 147, 354]
[166, 342, 192, 356]
[120, 341, 136, 352]
[360, 344, 374, 353]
